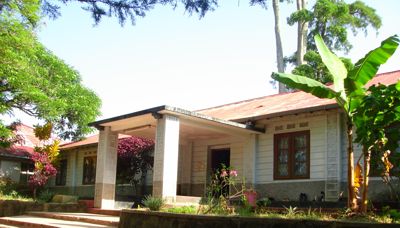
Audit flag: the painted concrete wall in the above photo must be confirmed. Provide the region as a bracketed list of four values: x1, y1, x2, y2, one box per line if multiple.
[254, 110, 338, 201]
[0, 160, 21, 182]
[189, 135, 250, 196]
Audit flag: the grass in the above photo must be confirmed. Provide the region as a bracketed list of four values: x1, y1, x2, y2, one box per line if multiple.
[0, 191, 33, 202]
[164, 205, 198, 214]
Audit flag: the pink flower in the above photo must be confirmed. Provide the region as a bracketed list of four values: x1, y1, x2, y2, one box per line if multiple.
[229, 170, 238, 177]
[220, 170, 228, 177]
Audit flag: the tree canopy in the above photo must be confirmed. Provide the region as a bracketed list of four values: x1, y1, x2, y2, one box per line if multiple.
[0, 0, 101, 143]
[287, 0, 381, 83]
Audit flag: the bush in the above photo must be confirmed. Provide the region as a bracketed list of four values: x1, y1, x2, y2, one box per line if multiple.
[37, 189, 54, 203]
[0, 177, 19, 195]
[256, 197, 271, 208]
[166, 206, 197, 214]
[142, 195, 165, 211]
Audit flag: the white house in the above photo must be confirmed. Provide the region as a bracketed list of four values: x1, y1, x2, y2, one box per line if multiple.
[57, 70, 400, 209]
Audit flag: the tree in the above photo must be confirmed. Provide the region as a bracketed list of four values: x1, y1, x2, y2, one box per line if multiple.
[272, 34, 399, 212]
[117, 136, 154, 194]
[353, 83, 400, 213]
[287, 0, 381, 82]
[0, 2, 101, 143]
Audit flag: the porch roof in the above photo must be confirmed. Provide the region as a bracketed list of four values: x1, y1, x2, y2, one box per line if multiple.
[89, 105, 264, 139]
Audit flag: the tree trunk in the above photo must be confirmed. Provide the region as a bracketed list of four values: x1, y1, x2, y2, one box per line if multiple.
[296, 0, 308, 66]
[272, 0, 286, 93]
[361, 146, 371, 214]
[346, 121, 357, 211]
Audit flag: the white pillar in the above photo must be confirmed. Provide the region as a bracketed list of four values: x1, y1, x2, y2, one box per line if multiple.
[152, 115, 180, 203]
[243, 134, 258, 185]
[94, 126, 118, 209]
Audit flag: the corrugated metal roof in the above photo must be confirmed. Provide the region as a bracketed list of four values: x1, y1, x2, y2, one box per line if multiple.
[197, 70, 400, 121]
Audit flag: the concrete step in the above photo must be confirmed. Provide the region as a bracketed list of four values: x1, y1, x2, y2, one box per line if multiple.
[27, 212, 119, 226]
[0, 215, 117, 228]
[87, 208, 121, 216]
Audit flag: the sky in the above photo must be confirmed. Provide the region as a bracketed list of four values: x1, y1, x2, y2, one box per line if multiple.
[9, 0, 400, 125]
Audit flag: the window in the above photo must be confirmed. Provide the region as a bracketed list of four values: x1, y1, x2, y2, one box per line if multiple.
[82, 156, 96, 185]
[19, 162, 34, 184]
[274, 130, 310, 180]
[56, 159, 67, 186]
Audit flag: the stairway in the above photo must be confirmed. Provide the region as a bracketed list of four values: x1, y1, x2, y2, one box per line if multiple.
[0, 211, 119, 228]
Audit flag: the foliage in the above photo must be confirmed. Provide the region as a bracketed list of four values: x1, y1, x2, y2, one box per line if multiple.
[165, 205, 197, 214]
[116, 136, 154, 191]
[353, 83, 400, 203]
[284, 206, 300, 218]
[353, 83, 400, 159]
[201, 166, 249, 215]
[382, 206, 400, 223]
[272, 34, 400, 212]
[28, 123, 60, 198]
[256, 197, 271, 208]
[0, 3, 101, 143]
[287, 0, 381, 82]
[142, 195, 165, 211]
[37, 189, 54, 203]
[0, 177, 19, 195]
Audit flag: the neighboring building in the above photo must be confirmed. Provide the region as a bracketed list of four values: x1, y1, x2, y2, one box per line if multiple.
[0, 124, 36, 183]
[87, 70, 400, 209]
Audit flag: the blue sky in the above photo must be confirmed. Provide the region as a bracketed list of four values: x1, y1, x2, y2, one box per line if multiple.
[28, 0, 400, 122]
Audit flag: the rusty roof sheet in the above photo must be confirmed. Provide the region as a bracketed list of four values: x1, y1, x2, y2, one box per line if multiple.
[197, 70, 400, 121]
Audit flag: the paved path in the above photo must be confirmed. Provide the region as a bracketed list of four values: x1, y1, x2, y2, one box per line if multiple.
[0, 212, 119, 228]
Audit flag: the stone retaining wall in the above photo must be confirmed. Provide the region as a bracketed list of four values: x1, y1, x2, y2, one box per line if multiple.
[0, 200, 86, 217]
[119, 209, 399, 228]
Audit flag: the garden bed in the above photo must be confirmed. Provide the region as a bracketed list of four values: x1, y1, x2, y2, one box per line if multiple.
[0, 200, 87, 217]
[119, 209, 400, 228]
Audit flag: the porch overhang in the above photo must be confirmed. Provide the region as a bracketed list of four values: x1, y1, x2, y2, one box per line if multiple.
[89, 105, 265, 139]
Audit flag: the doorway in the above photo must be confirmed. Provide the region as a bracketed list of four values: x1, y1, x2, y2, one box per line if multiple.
[210, 148, 230, 196]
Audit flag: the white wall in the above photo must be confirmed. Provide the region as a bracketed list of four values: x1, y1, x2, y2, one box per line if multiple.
[255, 110, 340, 184]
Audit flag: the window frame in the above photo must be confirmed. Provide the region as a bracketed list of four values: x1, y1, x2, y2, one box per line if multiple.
[82, 156, 97, 185]
[273, 130, 310, 180]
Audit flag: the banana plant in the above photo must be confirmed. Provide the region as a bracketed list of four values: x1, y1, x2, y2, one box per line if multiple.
[271, 34, 399, 211]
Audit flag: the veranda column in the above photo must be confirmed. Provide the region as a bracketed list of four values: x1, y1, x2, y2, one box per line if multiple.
[152, 115, 180, 203]
[94, 126, 118, 209]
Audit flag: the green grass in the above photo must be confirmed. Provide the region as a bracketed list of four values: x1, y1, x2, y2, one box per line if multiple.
[0, 191, 33, 202]
[164, 205, 198, 214]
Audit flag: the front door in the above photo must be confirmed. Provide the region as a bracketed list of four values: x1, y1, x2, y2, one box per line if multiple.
[210, 148, 230, 196]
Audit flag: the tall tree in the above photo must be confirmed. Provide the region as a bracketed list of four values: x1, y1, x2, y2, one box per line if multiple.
[0, 0, 101, 143]
[295, 0, 308, 66]
[287, 0, 381, 82]
[250, 0, 287, 92]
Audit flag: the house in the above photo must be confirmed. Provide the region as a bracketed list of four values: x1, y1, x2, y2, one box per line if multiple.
[49, 134, 154, 202]
[0, 124, 36, 184]
[62, 71, 400, 209]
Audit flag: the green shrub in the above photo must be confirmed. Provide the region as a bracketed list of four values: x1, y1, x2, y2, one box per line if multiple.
[142, 195, 165, 211]
[166, 206, 197, 214]
[256, 197, 271, 208]
[37, 189, 54, 203]
[0, 177, 18, 195]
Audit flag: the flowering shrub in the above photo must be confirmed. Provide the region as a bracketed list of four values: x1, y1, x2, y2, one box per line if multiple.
[201, 166, 248, 215]
[116, 137, 154, 193]
[28, 123, 60, 198]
